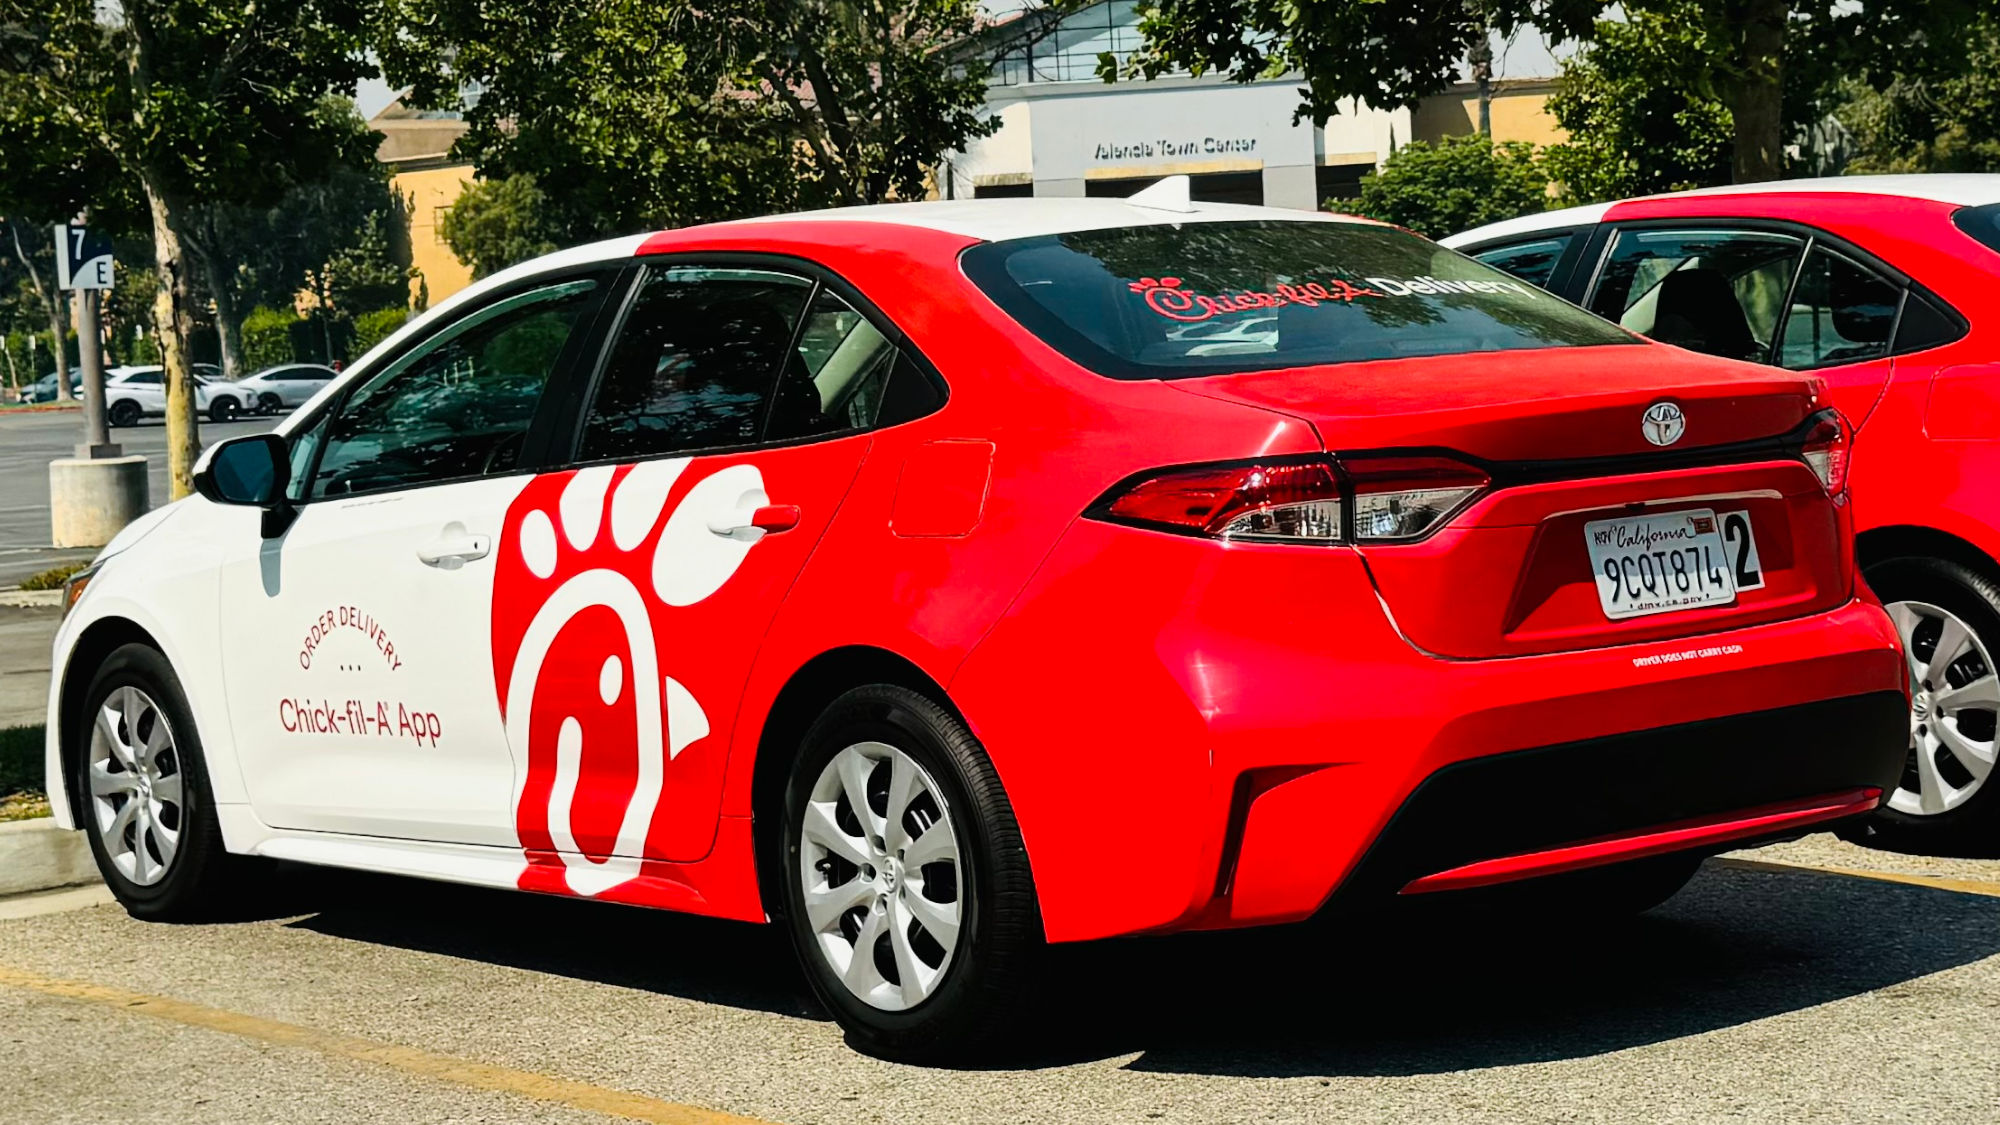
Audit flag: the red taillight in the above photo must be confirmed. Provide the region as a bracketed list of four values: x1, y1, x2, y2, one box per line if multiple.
[1800, 409, 1850, 496]
[1106, 461, 1343, 543]
[1098, 456, 1487, 544]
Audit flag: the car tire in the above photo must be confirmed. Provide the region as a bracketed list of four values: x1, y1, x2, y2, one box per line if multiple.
[257, 392, 284, 415]
[1861, 556, 2000, 848]
[779, 684, 1041, 1063]
[71, 643, 258, 921]
[107, 399, 140, 428]
[208, 397, 240, 423]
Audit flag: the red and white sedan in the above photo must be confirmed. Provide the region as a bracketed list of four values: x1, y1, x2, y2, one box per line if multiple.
[1447, 175, 2000, 844]
[48, 187, 1904, 1059]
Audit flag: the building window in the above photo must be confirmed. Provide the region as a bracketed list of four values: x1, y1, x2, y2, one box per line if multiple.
[988, 0, 1149, 87]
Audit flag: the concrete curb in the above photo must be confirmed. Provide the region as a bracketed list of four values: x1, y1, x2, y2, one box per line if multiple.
[0, 588, 63, 608]
[0, 817, 100, 897]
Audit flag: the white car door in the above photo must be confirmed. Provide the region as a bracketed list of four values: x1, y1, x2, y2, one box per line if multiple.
[217, 273, 614, 844]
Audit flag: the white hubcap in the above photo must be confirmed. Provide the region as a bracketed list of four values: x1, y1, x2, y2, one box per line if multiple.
[798, 741, 963, 1011]
[88, 686, 185, 886]
[1886, 600, 1998, 816]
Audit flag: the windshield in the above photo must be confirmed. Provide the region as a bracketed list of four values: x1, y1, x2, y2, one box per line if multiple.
[961, 220, 1636, 379]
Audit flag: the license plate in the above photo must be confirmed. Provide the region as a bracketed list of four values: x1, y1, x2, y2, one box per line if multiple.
[1585, 509, 1740, 620]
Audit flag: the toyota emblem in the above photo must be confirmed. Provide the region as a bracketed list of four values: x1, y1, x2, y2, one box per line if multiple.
[1642, 401, 1686, 447]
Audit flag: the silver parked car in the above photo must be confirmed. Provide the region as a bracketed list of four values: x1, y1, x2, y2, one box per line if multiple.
[231, 363, 339, 414]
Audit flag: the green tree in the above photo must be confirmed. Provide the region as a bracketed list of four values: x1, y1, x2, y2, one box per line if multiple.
[187, 98, 389, 379]
[1543, 4, 1735, 202]
[2, 0, 378, 496]
[1339, 135, 1550, 239]
[438, 174, 562, 279]
[380, 0, 997, 243]
[1120, 0, 1999, 185]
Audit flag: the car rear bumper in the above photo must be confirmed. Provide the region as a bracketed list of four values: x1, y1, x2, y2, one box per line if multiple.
[952, 520, 1907, 943]
[1319, 690, 1904, 906]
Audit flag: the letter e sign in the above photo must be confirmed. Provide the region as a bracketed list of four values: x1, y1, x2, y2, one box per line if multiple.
[54, 224, 114, 290]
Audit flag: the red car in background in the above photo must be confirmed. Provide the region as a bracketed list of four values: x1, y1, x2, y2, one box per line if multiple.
[1447, 176, 2000, 845]
[52, 190, 1904, 1059]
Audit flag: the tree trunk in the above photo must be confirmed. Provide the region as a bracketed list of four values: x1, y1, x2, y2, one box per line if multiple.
[1730, 0, 1788, 183]
[10, 222, 73, 401]
[144, 183, 202, 499]
[1469, 33, 1493, 137]
[202, 252, 247, 379]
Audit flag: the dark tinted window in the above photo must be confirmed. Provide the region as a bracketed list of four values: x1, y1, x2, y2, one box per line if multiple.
[580, 268, 813, 461]
[1474, 235, 1572, 289]
[308, 279, 597, 497]
[769, 289, 903, 440]
[1588, 228, 1805, 363]
[123, 371, 162, 385]
[960, 220, 1634, 380]
[1778, 247, 1899, 369]
[1895, 292, 1965, 354]
[1952, 201, 2000, 256]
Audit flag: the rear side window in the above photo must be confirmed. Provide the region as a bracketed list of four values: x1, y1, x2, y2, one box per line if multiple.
[960, 220, 1634, 379]
[1473, 235, 1572, 289]
[1587, 228, 1805, 364]
[1778, 246, 1899, 369]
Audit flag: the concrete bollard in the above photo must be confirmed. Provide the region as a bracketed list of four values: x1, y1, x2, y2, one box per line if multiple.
[49, 455, 149, 548]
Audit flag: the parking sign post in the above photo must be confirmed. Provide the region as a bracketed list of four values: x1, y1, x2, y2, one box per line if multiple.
[54, 224, 119, 459]
[48, 223, 144, 548]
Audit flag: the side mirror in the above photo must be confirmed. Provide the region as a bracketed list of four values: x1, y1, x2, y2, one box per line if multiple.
[192, 434, 297, 537]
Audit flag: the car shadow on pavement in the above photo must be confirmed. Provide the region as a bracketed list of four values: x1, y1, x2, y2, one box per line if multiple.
[278, 859, 2000, 1075]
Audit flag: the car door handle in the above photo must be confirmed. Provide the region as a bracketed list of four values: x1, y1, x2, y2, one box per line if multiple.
[416, 523, 491, 570]
[707, 504, 801, 542]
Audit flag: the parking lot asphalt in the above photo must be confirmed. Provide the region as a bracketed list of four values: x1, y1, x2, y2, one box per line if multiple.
[2, 834, 1997, 1125]
[0, 409, 272, 586]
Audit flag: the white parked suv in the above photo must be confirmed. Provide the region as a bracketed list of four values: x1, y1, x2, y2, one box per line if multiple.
[105, 365, 250, 427]
[230, 363, 339, 415]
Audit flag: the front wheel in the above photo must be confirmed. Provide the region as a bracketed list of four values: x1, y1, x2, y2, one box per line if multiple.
[780, 685, 1041, 1062]
[107, 399, 140, 428]
[208, 396, 240, 423]
[72, 643, 255, 920]
[257, 392, 284, 415]
[1864, 556, 2000, 848]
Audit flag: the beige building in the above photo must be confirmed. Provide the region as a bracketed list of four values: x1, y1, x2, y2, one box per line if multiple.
[370, 99, 476, 307]
[1411, 77, 1567, 148]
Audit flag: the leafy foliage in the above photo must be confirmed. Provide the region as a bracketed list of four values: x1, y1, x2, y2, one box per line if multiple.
[243, 306, 300, 371]
[379, 0, 997, 244]
[350, 306, 409, 358]
[438, 175, 562, 279]
[1543, 4, 1734, 202]
[1824, 12, 2000, 174]
[1339, 136, 1550, 240]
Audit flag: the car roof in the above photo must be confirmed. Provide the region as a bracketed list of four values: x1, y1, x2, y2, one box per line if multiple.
[1439, 174, 2000, 248]
[723, 197, 1360, 243]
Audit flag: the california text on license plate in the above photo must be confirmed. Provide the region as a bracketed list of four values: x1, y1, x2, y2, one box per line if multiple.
[1585, 508, 1740, 620]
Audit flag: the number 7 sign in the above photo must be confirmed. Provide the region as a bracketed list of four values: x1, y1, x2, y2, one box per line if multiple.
[54, 224, 114, 290]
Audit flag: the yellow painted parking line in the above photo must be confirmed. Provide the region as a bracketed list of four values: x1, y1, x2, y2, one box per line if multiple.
[1716, 857, 2000, 899]
[0, 964, 779, 1125]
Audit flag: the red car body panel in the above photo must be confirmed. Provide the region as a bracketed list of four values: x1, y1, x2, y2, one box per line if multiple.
[236, 210, 1894, 940]
[1566, 191, 2000, 577]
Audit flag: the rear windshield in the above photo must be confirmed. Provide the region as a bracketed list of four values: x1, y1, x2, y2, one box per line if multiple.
[961, 220, 1636, 379]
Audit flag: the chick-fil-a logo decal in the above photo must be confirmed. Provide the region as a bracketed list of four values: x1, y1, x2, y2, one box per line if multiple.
[1127, 273, 1535, 324]
[490, 458, 763, 900]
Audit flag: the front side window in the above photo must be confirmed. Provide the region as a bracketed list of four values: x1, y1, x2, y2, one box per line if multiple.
[1777, 246, 1900, 369]
[1588, 228, 1805, 363]
[960, 220, 1633, 380]
[1474, 235, 1573, 289]
[579, 268, 814, 461]
[305, 278, 598, 498]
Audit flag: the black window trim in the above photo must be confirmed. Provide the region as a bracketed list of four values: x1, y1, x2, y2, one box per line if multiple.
[551, 249, 949, 471]
[1463, 225, 1594, 295]
[286, 261, 628, 506]
[1574, 216, 1968, 369]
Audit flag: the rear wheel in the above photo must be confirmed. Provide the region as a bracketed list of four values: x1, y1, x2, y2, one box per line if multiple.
[779, 685, 1040, 1062]
[1864, 557, 2000, 847]
[72, 643, 255, 920]
[107, 399, 140, 428]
